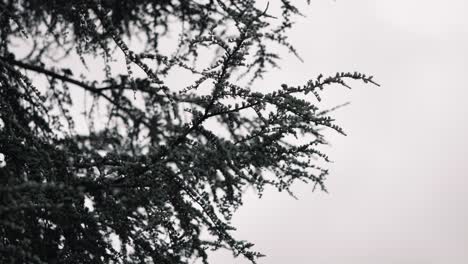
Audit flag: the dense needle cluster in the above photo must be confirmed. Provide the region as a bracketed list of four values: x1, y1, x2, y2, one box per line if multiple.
[0, 1, 378, 263]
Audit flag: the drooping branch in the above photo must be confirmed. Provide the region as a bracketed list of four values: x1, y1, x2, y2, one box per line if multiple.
[0, 56, 153, 128]
[1, 56, 102, 93]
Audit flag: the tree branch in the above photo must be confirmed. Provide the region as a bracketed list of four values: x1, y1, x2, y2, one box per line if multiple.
[0, 56, 151, 127]
[0, 56, 102, 93]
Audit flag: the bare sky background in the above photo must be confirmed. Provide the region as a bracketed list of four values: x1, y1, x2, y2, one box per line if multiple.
[208, 0, 468, 263]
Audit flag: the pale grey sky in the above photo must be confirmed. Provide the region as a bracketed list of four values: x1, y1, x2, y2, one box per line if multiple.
[209, 1, 468, 263]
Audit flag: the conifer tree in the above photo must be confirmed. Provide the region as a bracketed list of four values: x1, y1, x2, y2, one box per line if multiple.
[0, 1, 378, 263]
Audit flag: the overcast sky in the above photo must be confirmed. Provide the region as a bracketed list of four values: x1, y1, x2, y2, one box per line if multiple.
[209, 1, 468, 263]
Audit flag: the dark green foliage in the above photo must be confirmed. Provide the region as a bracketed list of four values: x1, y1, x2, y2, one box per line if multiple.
[0, 1, 378, 263]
